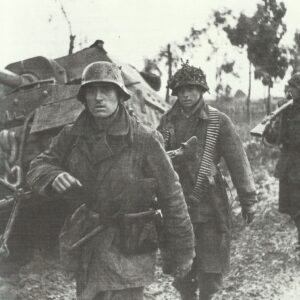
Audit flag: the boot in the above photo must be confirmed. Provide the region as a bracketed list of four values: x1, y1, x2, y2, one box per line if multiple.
[198, 272, 222, 300]
[178, 290, 198, 300]
[199, 292, 214, 300]
[173, 277, 198, 300]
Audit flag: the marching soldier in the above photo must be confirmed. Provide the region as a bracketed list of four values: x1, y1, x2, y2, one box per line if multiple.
[264, 72, 300, 250]
[26, 61, 195, 300]
[158, 62, 257, 300]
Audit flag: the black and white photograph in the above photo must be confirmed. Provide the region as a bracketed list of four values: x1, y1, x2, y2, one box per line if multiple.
[0, 0, 300, 299]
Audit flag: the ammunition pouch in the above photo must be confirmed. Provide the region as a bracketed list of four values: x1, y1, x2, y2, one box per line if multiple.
[113, 177, 160, 255]
[118, 210, 159, 255]
[59, 177, 160, 269]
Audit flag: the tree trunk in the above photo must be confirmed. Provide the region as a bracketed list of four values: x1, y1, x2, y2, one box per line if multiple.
[165, 44, 172, 103]
[68, 35, 76, 54]
[246, 61, 252, 123]
[266, 84, 271, 115]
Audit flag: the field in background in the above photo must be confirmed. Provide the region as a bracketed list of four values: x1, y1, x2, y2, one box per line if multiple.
[207, 99, 276, 141]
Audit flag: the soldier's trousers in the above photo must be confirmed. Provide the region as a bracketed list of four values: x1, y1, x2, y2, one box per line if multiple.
[92, 287, 144, 300]
[173, 221, 226, 300]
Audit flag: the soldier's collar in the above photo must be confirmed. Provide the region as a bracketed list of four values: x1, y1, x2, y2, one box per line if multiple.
[70, 104, 130, 137]
[169, 100, 209, 120]
[199, 103, 209, 119]
[104, 105, 130, 136]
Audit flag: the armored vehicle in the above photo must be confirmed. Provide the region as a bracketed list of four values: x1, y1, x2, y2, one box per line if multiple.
[0, 40, 167, 272]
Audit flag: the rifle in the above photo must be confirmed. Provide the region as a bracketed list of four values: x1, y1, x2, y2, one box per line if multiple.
[250, 99, 293, 137]
[166, 136, 198, 160]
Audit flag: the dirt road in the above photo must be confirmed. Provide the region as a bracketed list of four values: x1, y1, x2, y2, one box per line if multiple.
[279, 278, 300, 300]
[2, 144, 300, 299]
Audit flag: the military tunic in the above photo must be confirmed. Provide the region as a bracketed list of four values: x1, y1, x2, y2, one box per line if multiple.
[27, 105, 195, 300]
[158, 101, 256, 274]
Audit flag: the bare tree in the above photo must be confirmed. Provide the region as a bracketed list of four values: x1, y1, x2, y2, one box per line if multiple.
[56, 0, 76, 54]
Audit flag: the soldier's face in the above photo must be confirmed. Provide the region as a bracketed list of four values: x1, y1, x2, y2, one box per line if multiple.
[85, 83, 120, 118]
[287, 84, 300, 102]
[177, 85, 204, 109]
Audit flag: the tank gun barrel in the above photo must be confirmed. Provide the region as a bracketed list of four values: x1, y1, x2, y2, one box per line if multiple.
[0, 69, 30, 88]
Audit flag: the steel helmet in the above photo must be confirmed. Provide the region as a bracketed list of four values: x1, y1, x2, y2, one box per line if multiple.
[168, 62, 209, 96]
[77, 61, 131, 102]
[288, 72, 300, 91]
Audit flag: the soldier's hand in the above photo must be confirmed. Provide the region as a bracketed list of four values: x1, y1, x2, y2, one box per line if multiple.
[173, 258, 193, 279]
[242, 204, 256, 225]
[166, 149, 178, 159]
[52, 172, 82, 194]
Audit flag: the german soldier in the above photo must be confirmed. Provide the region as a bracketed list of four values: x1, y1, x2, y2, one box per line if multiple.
[264, 72, 300, 250]
[26, 61, 195, 300]
[158, 63, 257, 300]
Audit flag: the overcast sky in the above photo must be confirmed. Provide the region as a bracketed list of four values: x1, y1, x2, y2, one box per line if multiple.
[1, 0, 299, 99]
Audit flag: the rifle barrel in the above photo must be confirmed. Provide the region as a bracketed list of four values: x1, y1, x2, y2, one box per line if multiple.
[250, 99, 293, 137]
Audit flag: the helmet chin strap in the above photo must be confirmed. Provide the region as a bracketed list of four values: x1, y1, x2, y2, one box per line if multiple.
[180, 97, 204, 117]
[91, 105, 120, 130]
[103, 104, 120, 119]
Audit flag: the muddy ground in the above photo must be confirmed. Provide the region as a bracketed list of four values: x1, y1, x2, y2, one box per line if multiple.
[1, 142, 300, 300]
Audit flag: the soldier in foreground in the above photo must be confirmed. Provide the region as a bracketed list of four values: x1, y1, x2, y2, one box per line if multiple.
[263, 72, 300, 250]
[26, 61, 195, 300]
[158, 63, 257, 300]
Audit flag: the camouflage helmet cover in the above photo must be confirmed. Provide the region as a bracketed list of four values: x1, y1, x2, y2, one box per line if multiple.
[288, 72, 300, 91]
[77, 61, 131, 102]
[168, 62, 209, 96]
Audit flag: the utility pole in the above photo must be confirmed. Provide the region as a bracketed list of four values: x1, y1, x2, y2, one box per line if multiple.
[246, 61, 252, 123]
[165, 44, 172, 103]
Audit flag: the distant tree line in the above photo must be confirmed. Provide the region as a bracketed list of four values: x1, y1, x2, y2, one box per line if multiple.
[144, 0, 300, 121]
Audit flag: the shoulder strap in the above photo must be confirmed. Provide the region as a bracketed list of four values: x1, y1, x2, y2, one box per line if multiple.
[190, 105, 220, 201]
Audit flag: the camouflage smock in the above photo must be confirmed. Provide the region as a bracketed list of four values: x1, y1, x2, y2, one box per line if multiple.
[27, 105, 194, 300]
[158, 101, 256, 274]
